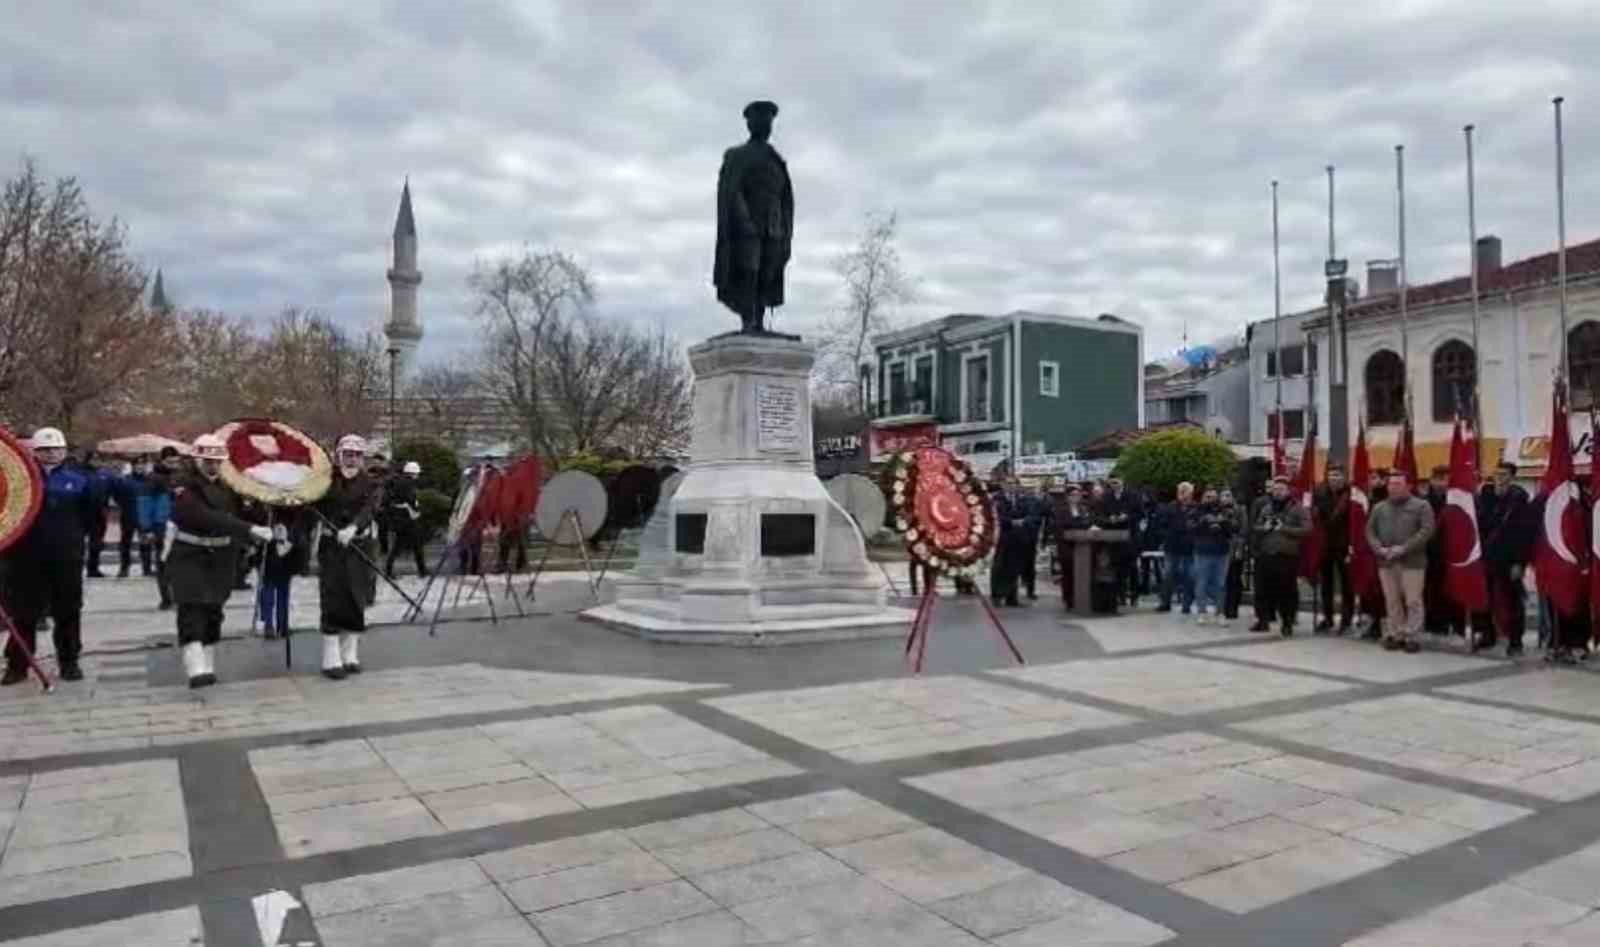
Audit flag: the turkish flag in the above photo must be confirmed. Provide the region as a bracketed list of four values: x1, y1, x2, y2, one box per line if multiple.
[1536, 385, 1587, 617]
[1393, 414, 1418, 484]
[1442, 418, 1489, 611]
[1294, 433, 1323, 580]
[1349, 425, 1378, 597]
[1590, 408, 1600, 626]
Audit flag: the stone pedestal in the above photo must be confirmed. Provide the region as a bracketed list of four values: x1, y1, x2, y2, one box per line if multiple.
[583, 334, 911, 644]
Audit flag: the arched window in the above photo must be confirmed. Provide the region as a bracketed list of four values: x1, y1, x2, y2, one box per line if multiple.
[1431, 341, 1476, 422]
[1570, 322, 1600, 411]
[1366, 350, 1406, 425]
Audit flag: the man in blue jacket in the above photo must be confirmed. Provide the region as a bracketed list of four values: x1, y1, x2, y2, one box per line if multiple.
[2, 427, 97, 683]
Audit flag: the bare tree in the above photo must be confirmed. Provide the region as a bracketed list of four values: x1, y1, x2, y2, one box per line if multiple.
[538, 315, 692, 458]
[817, 211, 913, 409]
[470, 248, 594, 453]
[404, 361, 483, 454]
[152, 308, 260, 430]
[253, 307, 384, 442]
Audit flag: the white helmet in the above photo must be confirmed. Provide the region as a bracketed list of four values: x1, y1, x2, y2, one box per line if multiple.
[192, 433, 228, 460]
[336, 434, 368, 455]
[30, 427, 67, 450]
[402, 461, 421, 475]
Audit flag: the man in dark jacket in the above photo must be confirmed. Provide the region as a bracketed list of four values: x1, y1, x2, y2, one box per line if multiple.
[1358, 467, 1391, 640]
[1251, 475, 1312, 636]
[1, 427, 97, 684]
[1476, 461, 1532, 656]
[991, 478, 1042, 607]
[1314, 464, 1354, 634]
[1094, 477, 1142, 606]
[79, 451, 112, 578]
[168, 434, 271, 688]
[1156, 483, 1196, 614]
[384, 461, 430, 578]
[1051, 484, 1095, 610]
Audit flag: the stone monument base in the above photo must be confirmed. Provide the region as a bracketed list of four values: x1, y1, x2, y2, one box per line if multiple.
[581, 333, 912, 645]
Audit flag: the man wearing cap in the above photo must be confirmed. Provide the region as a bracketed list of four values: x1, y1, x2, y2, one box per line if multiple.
[384, 460, 429, 579]
[1, 427, 97, 684]
[167, 433, 272, 688]
[1251, 475, 1312, 636]
[315, 434, 382, 680]
[714, 100, 793, 333]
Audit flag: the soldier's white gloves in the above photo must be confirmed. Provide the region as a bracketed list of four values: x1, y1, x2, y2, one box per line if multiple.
[337, 525, 357, 546]
[249, 525, 273, 543]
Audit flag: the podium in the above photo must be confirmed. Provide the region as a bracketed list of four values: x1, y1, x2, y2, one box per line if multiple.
[1060, 529, 1130, 617]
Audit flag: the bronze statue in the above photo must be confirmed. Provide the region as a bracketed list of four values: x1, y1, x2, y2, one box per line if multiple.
[714, 100, 793, 334]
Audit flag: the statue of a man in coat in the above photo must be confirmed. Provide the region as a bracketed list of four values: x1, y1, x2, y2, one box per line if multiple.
[714, 100, 794, 334]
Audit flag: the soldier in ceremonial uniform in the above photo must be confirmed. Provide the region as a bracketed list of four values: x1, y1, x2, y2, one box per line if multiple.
[167, 433, 272, 688]
[315, 434, 381, 680]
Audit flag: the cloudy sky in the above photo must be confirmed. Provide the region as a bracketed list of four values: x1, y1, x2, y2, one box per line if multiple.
[4, 0, 1597, 363]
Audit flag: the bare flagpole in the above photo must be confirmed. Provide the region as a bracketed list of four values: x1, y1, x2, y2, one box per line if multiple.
[1466, 124, 1483, 471]
[1396, 145, 1410, 423]
[1556, 97, 1569, 377]
[1273, 180, 1283, 452]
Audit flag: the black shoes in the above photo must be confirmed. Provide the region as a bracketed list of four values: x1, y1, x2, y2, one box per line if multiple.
[1361, 628, 1383, 642]
[1, 667, 27, 686]
[1507, 641, 1525, 658]
[1248, 621, 1270, 633]
[1403, 640, 1422, 654]
[1315, 620, 1333, 634]
[344, 663, 362, 675]
[322, 667, 347, 681]
[1280, 624, 1294, 638]
[59, 662, 83, 682]
[1382, 637, 1402, 651]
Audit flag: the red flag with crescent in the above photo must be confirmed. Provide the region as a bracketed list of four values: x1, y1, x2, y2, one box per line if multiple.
[1590, 406, 1600, 626]
[1443, 418, 1488, 611]
[1536, 385, 1586, 617]
[1294, 433, 1323, 580]
[1393, 414, 1418, 484]
[1349, 424, 1378, 597]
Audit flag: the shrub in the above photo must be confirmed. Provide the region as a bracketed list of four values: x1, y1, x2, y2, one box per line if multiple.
[1113, 430, 1238, 495]
[555, 451, 632, 480]
[394, 438, 461, 498]
[415, 488, 454, 543]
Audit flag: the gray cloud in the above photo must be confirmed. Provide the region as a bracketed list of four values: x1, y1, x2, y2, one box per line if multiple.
[4, 0, 1597, 363]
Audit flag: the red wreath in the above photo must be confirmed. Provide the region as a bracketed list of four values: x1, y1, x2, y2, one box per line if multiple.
[882, 447, 996, 577]
[225, 419, 314, 469]
[214, 418, 332, 506]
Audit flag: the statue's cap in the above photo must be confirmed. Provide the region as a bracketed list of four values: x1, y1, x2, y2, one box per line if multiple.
[743, 100, 779, 120]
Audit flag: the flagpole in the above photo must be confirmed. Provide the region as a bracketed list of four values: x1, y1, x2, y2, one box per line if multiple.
[1396, 145, 1410, 427]
[1273, 179, 1283, 452]
[1466, 124, 1484, 473]
[1555, 97, 1569, 378]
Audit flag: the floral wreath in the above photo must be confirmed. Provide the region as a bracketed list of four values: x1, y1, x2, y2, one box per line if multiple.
[216, 418, 333, 507]
[882, 446, 996, 578]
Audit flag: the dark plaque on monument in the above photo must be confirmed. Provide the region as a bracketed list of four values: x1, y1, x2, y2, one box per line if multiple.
[675, 514, 708, 554]
[759, 513, 815, 557]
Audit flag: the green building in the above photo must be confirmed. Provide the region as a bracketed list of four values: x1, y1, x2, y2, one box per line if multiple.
[865, 311, 1144, 475]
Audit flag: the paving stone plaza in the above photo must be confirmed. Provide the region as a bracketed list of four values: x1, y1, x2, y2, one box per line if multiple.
[5, 575, 1600, 945]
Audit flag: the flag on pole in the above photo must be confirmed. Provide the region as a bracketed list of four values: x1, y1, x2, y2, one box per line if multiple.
[1349, 425, 1379, 597]
[1589, 405, 1600, 627]
[1393, 413, 1418, 483]
[1442, 418, 1489, 612]
[1272, 430, 1288, 479]
[1294, 433, 1324, 580]
[1536, 383, 1586, 617]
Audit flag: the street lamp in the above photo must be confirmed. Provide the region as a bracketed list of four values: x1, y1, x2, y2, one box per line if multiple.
[386, 346, 399, 455]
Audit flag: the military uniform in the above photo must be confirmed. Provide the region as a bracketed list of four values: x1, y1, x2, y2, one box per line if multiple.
[167, 473, 257, 653]
[2, 462, 96, 682]
[316, 471, 380, 639]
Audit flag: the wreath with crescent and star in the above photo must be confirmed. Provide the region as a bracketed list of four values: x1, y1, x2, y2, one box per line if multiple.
[882, 446, 997, 578]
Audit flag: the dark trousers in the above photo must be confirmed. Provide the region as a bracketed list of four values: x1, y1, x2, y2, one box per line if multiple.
[1423, 551, 1466, 634]
[497, 529, 527, 574]
[1117, 551, 1139, 604]
[138, 537, 155, 576]
[458, 537, 482, 576]
[1160, 551, 1194, 611]
[1256, 554, 1300, 628]
[909, 562, 936, 597]
[156, 557, 173, 607]
[1485, 564, 1525, 646]
[1020, 543, 1037, 598]
[85, 513, 108, 574]
[118, 521, 137, 574]
[1319, 555, 1354, 628]
[257, 578, 291, 633]
[3, 556, 84, 670]
[1223, 556, 1245, 619]
[1553, 609, 1591, 651]
[377, 518, 391, 555]
[176, 603, 224, 646]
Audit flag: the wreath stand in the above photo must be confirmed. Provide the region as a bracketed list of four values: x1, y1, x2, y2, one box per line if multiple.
[525, 509, 601, 604]
[405, 528, 531, 637]
[901, 579, 1025, 674]
[0, 604, 53, 692]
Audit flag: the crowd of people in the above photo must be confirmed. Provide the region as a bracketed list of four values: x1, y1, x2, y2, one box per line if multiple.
[973, 461, 1562, 662]
[0, 428, 437, 689]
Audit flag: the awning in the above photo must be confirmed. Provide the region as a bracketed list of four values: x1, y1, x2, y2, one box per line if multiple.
[96, 433, 189, 457]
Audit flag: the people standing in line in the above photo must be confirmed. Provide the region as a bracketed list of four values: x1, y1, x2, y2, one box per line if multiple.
[166, 434, 272, 689]
[1155, 483, 1195, 614]
[1, 427, 96, 684]
[1051, 483, 1095, 611]
[384, 461, 430, 578]
[1190, 486, 1235, 625]
[1250, 475, 1311, 637]
[1421, 465, 1467, 637]
[1313, 463, 1354, 635]
[1358, 467, 1391, 641]
[1475, 461, 1532, 656]
[1366, 471, 1436, 654]
[1220, 488, 1248, 621]
[315, 435, 382, 680]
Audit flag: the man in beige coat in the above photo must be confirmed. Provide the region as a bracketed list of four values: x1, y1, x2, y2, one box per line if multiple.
[1366, 472, 1436, 653]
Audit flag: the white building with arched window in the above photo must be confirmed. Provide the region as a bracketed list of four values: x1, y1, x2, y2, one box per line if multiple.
[1296, 235, 1600, 475]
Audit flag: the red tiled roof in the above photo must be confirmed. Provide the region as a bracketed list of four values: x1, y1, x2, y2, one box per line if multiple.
[1074, 420, 1201, 458]
[1320, 237, 1600, 327]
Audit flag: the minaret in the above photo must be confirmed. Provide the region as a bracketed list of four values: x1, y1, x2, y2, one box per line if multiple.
[150, 269, 172, 312]
[385, 180, 423, 380]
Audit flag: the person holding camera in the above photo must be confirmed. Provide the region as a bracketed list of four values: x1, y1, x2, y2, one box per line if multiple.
[1250, 476, 1311, 636]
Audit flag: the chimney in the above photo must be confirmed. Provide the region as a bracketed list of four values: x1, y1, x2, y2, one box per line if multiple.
[1475, 235, 1502, 275]
[1366, 260, 1399, 296]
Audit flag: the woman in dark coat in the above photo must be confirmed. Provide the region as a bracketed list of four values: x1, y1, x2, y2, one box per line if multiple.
[314, 435, 382, 679]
